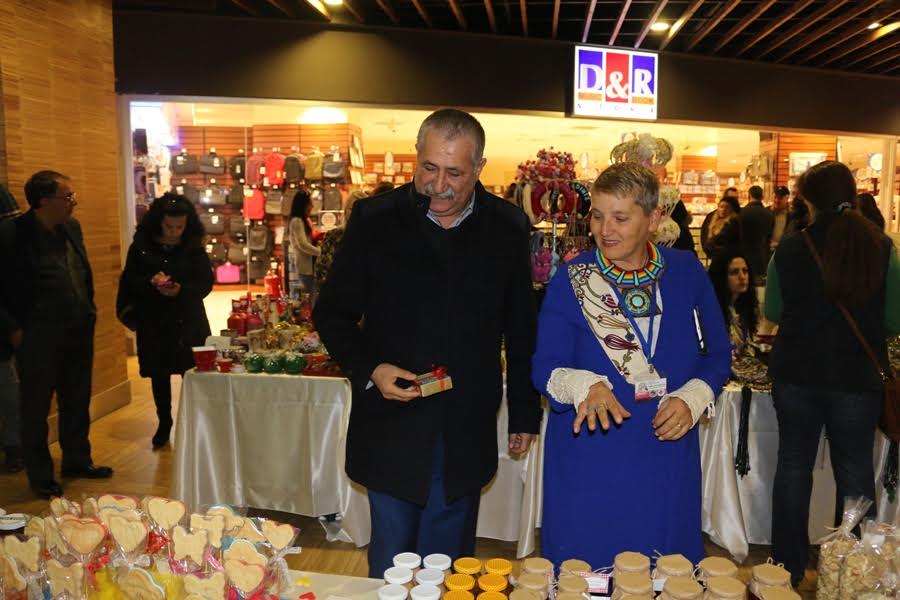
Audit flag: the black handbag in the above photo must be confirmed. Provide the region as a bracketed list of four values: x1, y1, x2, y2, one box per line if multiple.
[115, 274, 138, 331]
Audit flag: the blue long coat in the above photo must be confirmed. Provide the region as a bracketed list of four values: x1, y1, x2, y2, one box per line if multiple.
[532, 247, 731, 568]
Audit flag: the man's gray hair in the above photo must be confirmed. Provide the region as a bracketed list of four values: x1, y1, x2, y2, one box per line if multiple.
[415, 109, 486, 166]
[592, 162, 659, 215]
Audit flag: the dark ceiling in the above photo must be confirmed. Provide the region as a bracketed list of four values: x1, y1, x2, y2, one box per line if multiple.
[114, 0, 900, 76]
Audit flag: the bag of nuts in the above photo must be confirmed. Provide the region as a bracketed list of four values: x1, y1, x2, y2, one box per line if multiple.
[816, 496, 873, 600]
[838, 520, 891, 598]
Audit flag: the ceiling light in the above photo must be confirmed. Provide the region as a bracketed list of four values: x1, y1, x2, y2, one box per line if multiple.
[323, 0, 342, 6]
[299, 107, 348, 125]
[698, 145, 718, 157]
[650, 21, 670, 32]
[868, 22, 882, 30]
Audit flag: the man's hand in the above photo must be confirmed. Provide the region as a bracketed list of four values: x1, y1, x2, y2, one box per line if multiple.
[157, 282, 182, 297]
[508, 433, 535, 455]
[573, 382, 631, 434]
[652, 397, 693, 441]
[9, 329, 23, 351]
[371, 363, 421, 402]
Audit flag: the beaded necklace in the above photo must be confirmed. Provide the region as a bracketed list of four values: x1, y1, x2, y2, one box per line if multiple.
[595, 242, 665, 318]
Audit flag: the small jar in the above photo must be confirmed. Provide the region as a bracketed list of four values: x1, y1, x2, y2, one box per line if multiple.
[443, 592, 474, 600]
[446, 574, 476, 594]
[454, 558, 483, 577]
[652, 555, 693, 591]
[509, 589, 540, 600]
[478, 574, 508, 596]
[610, 572, 652, 600]
[558, 574, 588, 600]
[617, 596, 653, 600]
[659, 576, 703, 600]
[613, 552, 651, 579]
[516, 573, 550, 600]
[697, 558, 738, 582]
[557, 593, 588, 600]
[396, 553, 423, 574]
[417, 568, 446, 593]
[703, 576, 746, 600]
[411, 585, 442, 600]
[386, 567, 416, 593]
[757, 589, 800, 600]
[560, 559, 592, 578]
[521, 557, 554, 581]
[425, 554, 453, 582]
[748, 563, 791, 598]
[477, 592, 507, 600]
[484, 558, 513, 578]
[379, 584, 409, 600]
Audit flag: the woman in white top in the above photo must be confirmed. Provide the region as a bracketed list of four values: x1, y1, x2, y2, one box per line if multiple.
[288, 190, 320, 301]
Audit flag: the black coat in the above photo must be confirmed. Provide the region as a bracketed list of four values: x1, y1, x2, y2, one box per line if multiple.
[313, 183, 542, 504]
[0, 211, 94, 360]
[738, 201, 774, 280]
[120, 232, 213, 377]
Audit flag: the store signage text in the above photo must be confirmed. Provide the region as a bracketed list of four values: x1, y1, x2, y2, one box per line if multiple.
[573, 46, 658, 120]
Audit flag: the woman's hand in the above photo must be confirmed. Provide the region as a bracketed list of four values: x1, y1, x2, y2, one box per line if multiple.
[573, 382, 631, 434]
[653, 397, 693, 441]
[157, 282, 181, 297]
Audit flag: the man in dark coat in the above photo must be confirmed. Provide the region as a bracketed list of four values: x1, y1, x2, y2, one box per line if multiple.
[0, 184, 23, 473]
[739, 185, 774, 286]
[313, 109, 541, 576]
[0, 171, 112, 499]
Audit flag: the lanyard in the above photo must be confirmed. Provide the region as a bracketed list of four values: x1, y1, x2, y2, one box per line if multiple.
[597, 249, 659, 363]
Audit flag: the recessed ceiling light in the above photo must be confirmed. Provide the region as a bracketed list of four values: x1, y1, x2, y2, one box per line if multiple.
[868, 22, 882, 30]
[324, 0, 342, 6]
[650, 21, 670, 32]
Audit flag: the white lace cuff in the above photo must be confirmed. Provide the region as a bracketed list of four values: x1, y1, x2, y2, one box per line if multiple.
[660, 378, 715, 427]
[547, 368, 613, 410]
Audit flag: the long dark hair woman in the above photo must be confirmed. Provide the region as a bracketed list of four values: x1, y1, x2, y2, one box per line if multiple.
[118, 193, 213, 448]
[765, 161, 900, 587]
[708, 249, 759, 358]
[857, 192, 886, 231]
[287, 190, 320, 301]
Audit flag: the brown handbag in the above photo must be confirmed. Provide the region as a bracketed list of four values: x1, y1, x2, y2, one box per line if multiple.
[801, 231, 900, 441]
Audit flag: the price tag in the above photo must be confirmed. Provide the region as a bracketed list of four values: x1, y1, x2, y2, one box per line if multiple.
[213, 157, 221, 167]
[585, 573, 610, 595]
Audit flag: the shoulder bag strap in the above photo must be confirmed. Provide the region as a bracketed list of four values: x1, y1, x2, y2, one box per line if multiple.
[800, 230, 892, 381]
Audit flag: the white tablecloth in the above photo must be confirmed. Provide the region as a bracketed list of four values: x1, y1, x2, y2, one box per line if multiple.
[699, 384, 896, 562]
[173, 370, 546, 557]
[291, 570, 384, 600]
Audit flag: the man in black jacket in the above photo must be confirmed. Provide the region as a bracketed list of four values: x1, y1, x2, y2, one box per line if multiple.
[0, 171, 112, 499]
[739, 185, 774, 286]
[313, 110, 541, 576]
[0, 184, 23, 473]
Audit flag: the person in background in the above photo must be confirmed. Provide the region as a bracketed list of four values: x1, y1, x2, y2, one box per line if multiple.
[769, 185, 792, 253]
[0, 171, 113, 499]
[701, 186, 739, 256]
[315, 189, 367, 289]
[314, 109, 540, 576]
[783, 192, 810, 237]
[765, 161, 900, 587]
[739, 185, 774, 286]
[857, 192, 886, 231]
[0, 183, 23, 472]
[703, 195, 741, 261]
[532, 162, 731, 567]
[671, 199, 696, 252]
[119, 194, 213, 449]
[372, 181, 395, 197]
[708, 249, 759, 357]
[287, 190, 321, 302]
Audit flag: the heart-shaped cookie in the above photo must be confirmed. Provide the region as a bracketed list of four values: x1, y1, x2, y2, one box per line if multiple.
[118, 567, 165, 600]
[223, 539, 266, 567]
[98, 507, 142, 528]
[4, 536, 41, 572]
[262, 520, 296, 550]
[147, 497, 186, 531]
[234, 519, 265, 543]
[206, 505, 241, 533]
[0, 555, 26, 592]
[46, 559, 84, 598]
[172, 525, 208, 565]
[24, 517, 45, 541]
[224, 558, 266, 595]
[190, 514, 225, 549]
[43, 516, 67, 555]
[98, 494, 137, 511]
[109, 515, 149, 553]
[184, 571, 226, 600]
[59, 518, 106, 555]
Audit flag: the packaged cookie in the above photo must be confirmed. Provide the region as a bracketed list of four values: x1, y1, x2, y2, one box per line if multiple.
[55, 517, 107, 565]
[107, 512, 151, 568]
[3, 535, 44, 599]
[839, 520, 890, 598]
[45, 558, 87, 600]
[170, 525, 209, 573]
[225, 558, 270, 598]
[205, 503, 246, 539]
[816, 496, 873, 600]
[184, 571, 228, 600]
[257, 517, 300, 595]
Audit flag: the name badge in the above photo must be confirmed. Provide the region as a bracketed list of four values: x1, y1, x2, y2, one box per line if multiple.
[634, 373, 667, 401]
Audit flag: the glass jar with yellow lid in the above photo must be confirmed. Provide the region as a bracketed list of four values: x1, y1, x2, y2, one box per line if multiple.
[613, 552, 651, 579]
[484, 558, 512, 578]
[446, 574, 476, 594]
[454, 558, 482, 577]
[658, 576, 703, 600]
[703, 576, 746, 600]
[610, 572, 652, 600]
[748, 562, 791, 598]
[697, 557, 738, 582]
[476, 592, 507, 600]
[443, 591, 474, 600]
[478, 573, 509, 596]
[516, 573, 549, 600]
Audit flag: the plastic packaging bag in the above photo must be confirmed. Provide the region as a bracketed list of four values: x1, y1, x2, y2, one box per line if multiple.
[816, 496, 874, 600]
[839, 520, 891, 598]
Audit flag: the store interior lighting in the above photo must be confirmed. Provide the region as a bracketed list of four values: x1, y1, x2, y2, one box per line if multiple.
[868, 22, 882, 30]
[650, 22, 670, 32]
[299, 107, 349, 124]
[697, 145, 718, 157]
[323, 0, 343, 5]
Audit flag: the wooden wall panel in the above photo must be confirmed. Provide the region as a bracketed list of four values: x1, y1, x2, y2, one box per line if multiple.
[773, 133, 837, 189]
[251, 124, 301, 154]
[0, 0, 128, 412]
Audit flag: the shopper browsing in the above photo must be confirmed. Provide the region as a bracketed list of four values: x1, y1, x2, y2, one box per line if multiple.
[532, 162, 731, 568]
[0, 170, 113, 499]
[287, 190, 320, 301]
[707, 249, 760, 358]
[313, 109, 541, 577]
[118, 193, 213, 449]
[702, 195, 741, 261]
[769, 185, 792, 252]
[738, 185, 773, 286]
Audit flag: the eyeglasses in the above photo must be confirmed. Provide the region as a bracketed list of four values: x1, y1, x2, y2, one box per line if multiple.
[51, 192, 77, 205]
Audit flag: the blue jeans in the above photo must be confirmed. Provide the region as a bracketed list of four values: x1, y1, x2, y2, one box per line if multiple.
[0, 358, 21, 447]
[772, 380, 880, 584]
[366, 436, 479, 578]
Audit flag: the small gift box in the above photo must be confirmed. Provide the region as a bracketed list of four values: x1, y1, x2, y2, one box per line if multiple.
[415, 367, 453, 397]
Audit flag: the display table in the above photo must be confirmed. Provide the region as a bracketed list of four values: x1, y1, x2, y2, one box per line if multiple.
[290, 570, 383, 600]
[699, 383, 896, 562]
[173, 370, 547, 557]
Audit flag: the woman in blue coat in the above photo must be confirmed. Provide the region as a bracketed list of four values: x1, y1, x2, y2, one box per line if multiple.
[532, 162, 731, 568]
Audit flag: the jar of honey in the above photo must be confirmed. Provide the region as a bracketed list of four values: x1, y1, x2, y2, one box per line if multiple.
[454, 558, 483, 577]
[658, 576, 703, 600]
[703, 576, 746, 600]
[610, 572, 652, 600]
[613, 552, 651, 579]
[446, 574, 476, 594]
